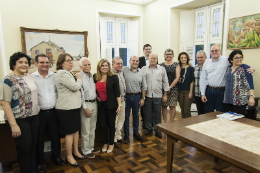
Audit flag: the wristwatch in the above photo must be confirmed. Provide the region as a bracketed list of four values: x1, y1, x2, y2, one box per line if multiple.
[142, 97, 145, 100]
[119, 105, 122, 107]
[250, 95, 255, 97]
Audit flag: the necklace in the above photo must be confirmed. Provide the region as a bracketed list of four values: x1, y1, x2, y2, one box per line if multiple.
[179, 67, 187, 83]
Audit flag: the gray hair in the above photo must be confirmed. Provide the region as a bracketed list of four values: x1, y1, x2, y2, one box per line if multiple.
[130, 55, 138, 60]
[196, 50, 207, 58]
[164, 48, 174, 55]
[79, 57, 91, 67]
[112, 56, 122, 63]
[149, 53, 158, 58]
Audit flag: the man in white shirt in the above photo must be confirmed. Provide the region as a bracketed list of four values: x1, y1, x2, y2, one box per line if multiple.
[79, 57, 99, 158]
[32, 54, 64, 173]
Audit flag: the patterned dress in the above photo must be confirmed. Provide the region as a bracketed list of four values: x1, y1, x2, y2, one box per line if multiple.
[224, 64, 254, 106]
[160, 62, 179, 106]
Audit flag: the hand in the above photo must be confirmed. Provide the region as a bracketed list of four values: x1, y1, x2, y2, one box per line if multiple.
[84, 108, 91, 117]
[247, 66, 254, 74]
[188, 92, 193, 99]
[116, 106, 121, 115]
[248, 96, 255, 107]
[97, 97, 101, 102]
[75, 73, 81, 79]
[201, 95, 207, 103]
[139, 98, 144, 107]
[11, 124, 21, 138]
[162, 95, 167, 102]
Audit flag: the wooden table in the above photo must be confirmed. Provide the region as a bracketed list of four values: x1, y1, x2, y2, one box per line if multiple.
[156, 112, 260, 173]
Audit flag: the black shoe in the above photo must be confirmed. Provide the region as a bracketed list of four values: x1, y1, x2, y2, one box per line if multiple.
[52, 157, 65, 166]
[117, 139, 123, 143]
[65, 157, 80, 167]
[72, 153, 87, 160]
[144, 129, 153, 135]
[92, 149, 100, 153]
[134, 133, 142, 140]
[36, 165, 44, 173]
[142, 123, 147, 129]
[155, 130, 162, 138]
[123, 134, 129, 144]
[114, 142, 121, 148]
[86, 153, 95, 159]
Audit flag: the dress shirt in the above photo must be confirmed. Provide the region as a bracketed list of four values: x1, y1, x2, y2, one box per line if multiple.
[194, 65, 202, 97]
[145, 58, 150, 66]
[112, 68, 126, 102]
[122, 66, 147, 94]
[79, 70, 96, 109]
[200, 56, 230, 95]
[141, 65, 170, 98]
[32, 70, 57, 110]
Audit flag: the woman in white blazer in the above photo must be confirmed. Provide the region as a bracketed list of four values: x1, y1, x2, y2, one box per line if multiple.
[55, 53, 86, 166]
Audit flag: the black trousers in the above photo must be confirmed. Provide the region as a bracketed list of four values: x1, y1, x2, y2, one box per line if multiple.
[6, 115, 39, 173]
[194, 96, 205, 115]
[225, 104, 247, 116]
[98, 101, 117, 145]
[36, 109, 61, 165]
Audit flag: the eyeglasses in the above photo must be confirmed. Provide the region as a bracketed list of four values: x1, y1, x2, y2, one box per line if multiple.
[165, 54, 173, 56]
[65, 59, 74, 63]
[233, 57, 243, 60]
[38, 62, 50, 64]
[210, 50, 220, 53]
[144, 48, 151, 51]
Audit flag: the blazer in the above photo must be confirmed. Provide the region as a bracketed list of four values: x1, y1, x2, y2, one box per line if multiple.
[94, 74, 120, 109]
[138, 56, 158, 69]
[55, 69, 82, 110]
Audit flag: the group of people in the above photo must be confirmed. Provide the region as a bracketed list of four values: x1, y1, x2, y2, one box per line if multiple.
[0, 43, 255, 173]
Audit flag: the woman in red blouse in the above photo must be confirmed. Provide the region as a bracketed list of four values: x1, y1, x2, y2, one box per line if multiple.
[94, 59, 121, 153]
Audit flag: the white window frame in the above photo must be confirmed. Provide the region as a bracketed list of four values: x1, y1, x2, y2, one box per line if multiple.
[194, 8, 207, 42]
[106, 19, 115, 46]
[119, 21, 127, 47]
[209, 4, 224, 42]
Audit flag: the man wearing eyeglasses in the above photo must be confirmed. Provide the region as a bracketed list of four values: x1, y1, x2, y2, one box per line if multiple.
[200, 45, 254, 113]
[32, 54, 65, 173]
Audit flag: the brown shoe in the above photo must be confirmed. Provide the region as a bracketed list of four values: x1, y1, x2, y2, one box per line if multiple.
[114, 142, 121, 148]
[117, 139, 123, 143]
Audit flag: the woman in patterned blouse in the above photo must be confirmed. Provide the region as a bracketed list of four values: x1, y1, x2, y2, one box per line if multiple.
[224, 49, 255, 116]
[0, 52, 39, 173]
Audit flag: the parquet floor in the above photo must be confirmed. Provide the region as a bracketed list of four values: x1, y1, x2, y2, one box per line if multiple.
[4, 111, 247, 173]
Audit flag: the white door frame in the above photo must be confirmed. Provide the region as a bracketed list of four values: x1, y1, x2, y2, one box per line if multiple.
[96, 9, 143, 60]
[0, 10, 7, 76]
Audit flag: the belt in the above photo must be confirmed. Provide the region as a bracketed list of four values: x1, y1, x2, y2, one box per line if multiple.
[41, 108, 55, 112]
[85, 99, 96, 102]
[207, 85, 225, 90]
[126, 93, 140, 96]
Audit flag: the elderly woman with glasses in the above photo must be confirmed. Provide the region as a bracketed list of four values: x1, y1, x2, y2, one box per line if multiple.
[55, 53, 86, 166]
[224, 49, 255, 116]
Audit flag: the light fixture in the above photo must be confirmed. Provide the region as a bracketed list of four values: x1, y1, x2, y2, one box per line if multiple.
[113, 0, 155, 5]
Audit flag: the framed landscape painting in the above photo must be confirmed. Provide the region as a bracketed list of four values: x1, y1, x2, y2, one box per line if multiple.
[20, 27, 88, 73]
[227, 13, 260, 49]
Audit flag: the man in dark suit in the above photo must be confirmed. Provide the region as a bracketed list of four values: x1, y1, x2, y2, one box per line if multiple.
[139, 44, 152, 129]
[139, 44, 152, 69]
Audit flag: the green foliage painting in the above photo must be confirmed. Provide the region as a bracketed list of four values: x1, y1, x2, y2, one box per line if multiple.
[227, 13, 260, 49]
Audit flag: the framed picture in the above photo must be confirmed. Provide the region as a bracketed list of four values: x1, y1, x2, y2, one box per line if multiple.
[20, 27, 88, 73]
[227, 13, 260, 49]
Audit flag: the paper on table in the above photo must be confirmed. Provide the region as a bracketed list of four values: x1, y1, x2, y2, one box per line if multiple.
[216, 112, 244, 121]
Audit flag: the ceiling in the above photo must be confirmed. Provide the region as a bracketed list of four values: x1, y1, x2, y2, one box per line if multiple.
[173, 0, 222, 9]
[112, 0, 155, 5]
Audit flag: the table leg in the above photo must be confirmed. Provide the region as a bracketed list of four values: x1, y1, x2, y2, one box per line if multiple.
[167, 135, 178, 173]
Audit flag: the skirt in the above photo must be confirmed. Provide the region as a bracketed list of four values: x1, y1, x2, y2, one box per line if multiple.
[56, 108, 81, 134]
[162, 87, 178, 107]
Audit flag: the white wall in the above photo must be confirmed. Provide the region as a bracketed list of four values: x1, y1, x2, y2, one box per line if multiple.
[0, 0, 144, 75]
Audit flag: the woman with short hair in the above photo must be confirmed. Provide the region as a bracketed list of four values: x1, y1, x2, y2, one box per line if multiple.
[55, 53, 86, 166]
[0, 52, 39, 173]
[224, 49, 255, 116]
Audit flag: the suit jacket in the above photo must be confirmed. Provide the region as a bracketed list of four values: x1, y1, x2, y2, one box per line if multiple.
[94, 74, 120, 109]
[138, 56, 158, 69]
[55, 69, 82, 110]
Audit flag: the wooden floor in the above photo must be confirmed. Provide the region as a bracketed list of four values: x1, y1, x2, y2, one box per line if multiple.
[4, 111, 247, 173]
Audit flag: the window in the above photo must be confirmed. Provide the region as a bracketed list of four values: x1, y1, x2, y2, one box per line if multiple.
[35, 50, 39, 54]
[119, 21, 127, 46]
[210, 4, 223, 41]
[107, 20, 114, 44]
[46, 49, 52, 54]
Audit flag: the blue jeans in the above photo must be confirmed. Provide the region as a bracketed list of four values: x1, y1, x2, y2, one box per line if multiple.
[124, 94, 141, 134]
[205, 87, 226, 113]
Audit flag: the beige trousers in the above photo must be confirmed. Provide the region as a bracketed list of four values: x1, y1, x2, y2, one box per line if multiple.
[178, 90, 193, 119]
[114, 101, 126, 142]
[80, 101, 97, 155]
